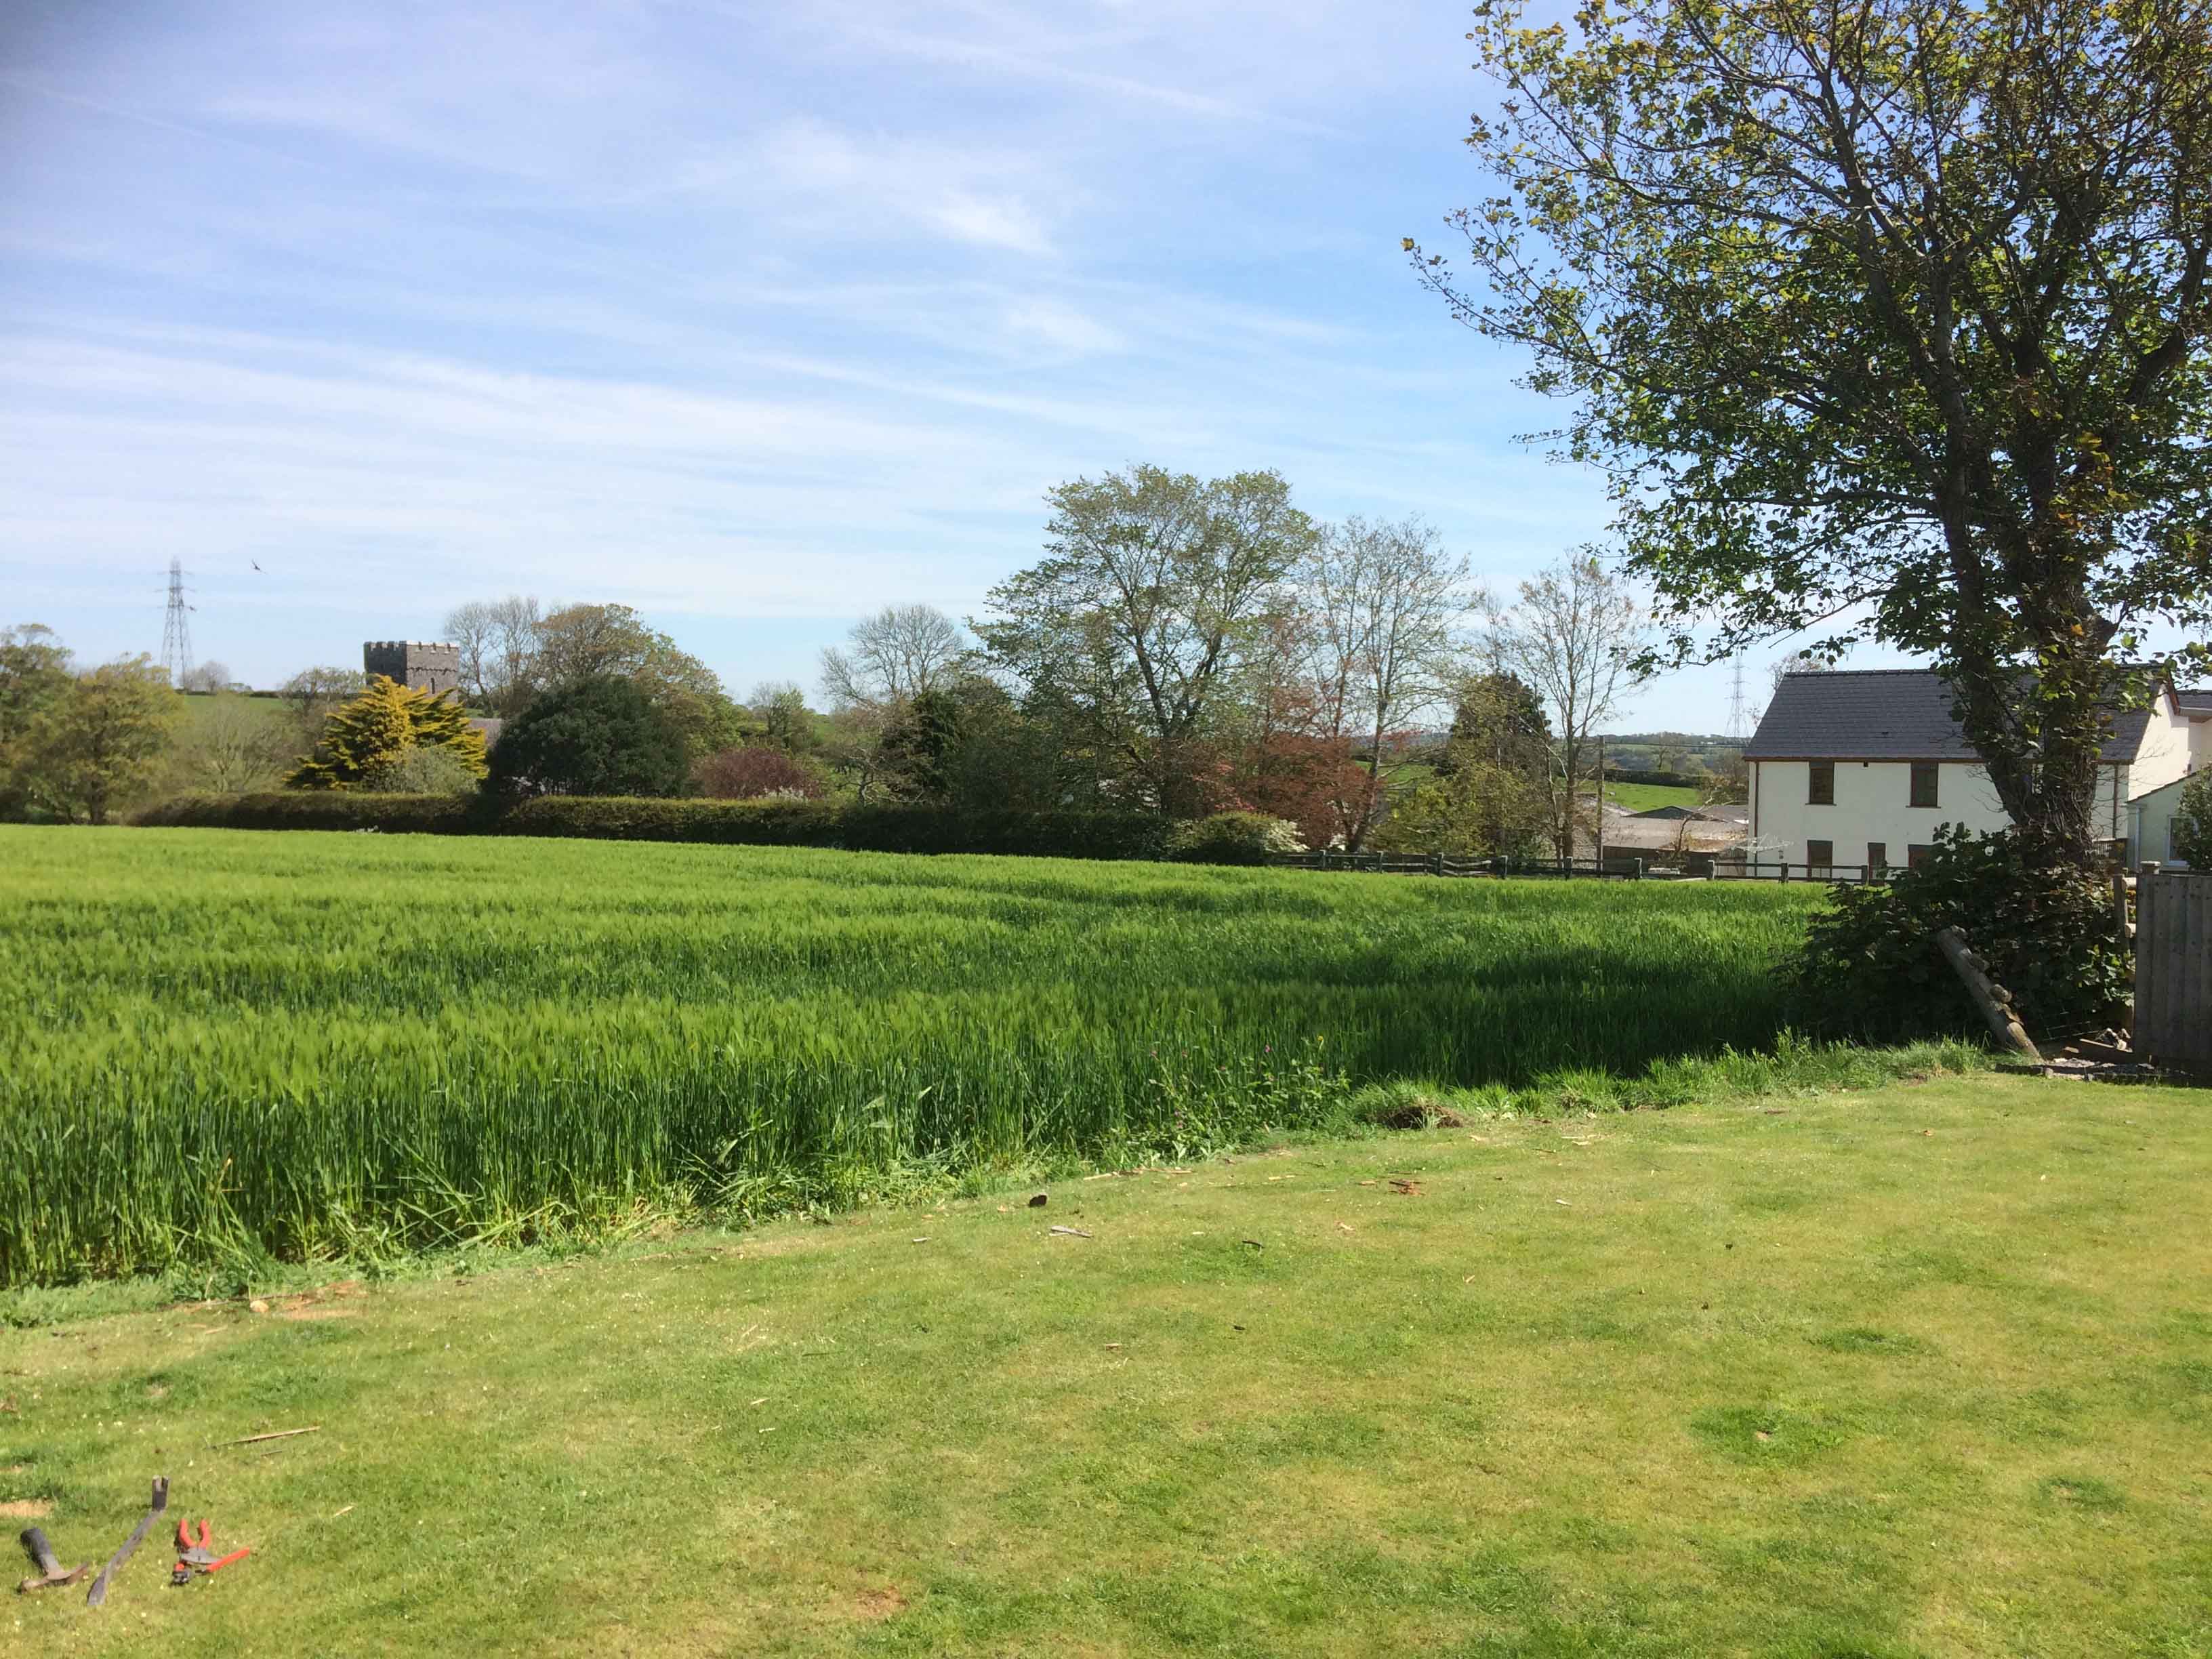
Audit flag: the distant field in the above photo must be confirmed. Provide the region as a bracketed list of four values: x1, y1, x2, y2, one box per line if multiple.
[0, 827, 1823, 1284]
[173, 687, 291, 722]
[1600, 782, 1711, 811]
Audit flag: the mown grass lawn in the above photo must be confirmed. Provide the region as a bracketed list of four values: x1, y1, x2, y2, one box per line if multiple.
[6, 1071, 2208, 1657]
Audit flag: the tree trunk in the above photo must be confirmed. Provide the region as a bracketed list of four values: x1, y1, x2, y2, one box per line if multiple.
[1943, 613, 2114, 873]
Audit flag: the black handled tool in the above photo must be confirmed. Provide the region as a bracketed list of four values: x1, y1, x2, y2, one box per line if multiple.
[16, 1526, 90, 1593]
[85, 1477, 168, 1609]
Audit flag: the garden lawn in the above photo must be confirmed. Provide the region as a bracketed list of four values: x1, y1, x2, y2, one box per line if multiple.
[5, 1070, 2207, 1657]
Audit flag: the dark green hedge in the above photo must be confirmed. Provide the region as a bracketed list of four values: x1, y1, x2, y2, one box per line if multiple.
[138, 792, 1170, 861]
[1601, 766, 1712, 789]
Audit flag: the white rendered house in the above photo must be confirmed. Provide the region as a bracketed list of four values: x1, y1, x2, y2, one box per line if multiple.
[1743, 670, 2212, 874]
[2128, 771, 2206, 865]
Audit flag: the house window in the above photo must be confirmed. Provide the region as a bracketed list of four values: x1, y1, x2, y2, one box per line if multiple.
[1866, 841, 1887, 876]
[1907, 843, 1933, 870]
[1909, 762, 1939, 808]
[1807, 839, 1833, 874]
[1808, 762, 1835, 806]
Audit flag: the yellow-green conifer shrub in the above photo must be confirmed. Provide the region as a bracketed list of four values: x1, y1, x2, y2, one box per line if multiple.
[285, 675, 489, 790]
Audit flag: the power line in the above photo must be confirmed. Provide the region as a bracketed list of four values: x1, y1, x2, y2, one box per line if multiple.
[161, 557, 194, 687]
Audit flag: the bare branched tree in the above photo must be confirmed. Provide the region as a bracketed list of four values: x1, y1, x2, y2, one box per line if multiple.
[178, 697, 295, 792]
[819, 605, 967, 716]
[1305, 516, 1474, 848]
[443, 596, 544, 712]
[179, 661, 231, 694]
[1767, 653, 1830, 697]
[1490, 554, 1645, 859]
[279, 664, 362, 736]
[443, 602, 499, 702]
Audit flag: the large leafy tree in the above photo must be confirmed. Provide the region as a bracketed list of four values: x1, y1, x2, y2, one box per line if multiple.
[976, 466, 1317, 816]
[287, 675, 490, 790]
[1378, 754, 1552, 860]
[531, 602, 750, 759]
[1, 623, 75, 819]
[18, 655, 180, 824]
[1439, 672, 1553, 780]
[489, 676, 690, 798]
[436, 598, 749, 754]
[1412, 0, 2212, 867]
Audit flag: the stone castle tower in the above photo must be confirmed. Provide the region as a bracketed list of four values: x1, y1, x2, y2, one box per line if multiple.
[363, 640, 462, 698]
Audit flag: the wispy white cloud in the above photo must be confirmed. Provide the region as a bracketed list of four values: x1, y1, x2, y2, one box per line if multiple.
[0, 0, 1725, 723]
[729, 117, 1067, 256]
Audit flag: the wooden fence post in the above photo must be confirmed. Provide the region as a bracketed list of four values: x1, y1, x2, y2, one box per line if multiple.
[1933, 926, 2042, 1061]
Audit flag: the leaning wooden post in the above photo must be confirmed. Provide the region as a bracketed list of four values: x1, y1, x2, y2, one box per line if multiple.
[1932, 926, 2042, 1061]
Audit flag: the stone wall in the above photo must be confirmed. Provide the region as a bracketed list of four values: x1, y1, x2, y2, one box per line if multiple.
[363, 640, 462, 697]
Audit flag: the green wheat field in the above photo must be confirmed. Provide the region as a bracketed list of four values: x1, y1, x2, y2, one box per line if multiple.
[1, 826, 1828, 1284]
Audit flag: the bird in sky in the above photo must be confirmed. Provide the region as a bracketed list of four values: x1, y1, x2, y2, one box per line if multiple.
[251, 560, 262, 571]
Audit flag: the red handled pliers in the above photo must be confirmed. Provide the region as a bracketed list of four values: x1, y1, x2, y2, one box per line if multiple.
[169, 1517, 251, 1585]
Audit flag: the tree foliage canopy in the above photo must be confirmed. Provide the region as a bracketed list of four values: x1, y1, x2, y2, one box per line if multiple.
[0, 623, 74, 818]
[287, 675, 490, 791]
[489, 675, 691, 798]
[16, 654, 180, 824]
[438, 597, 749, 756]
[1413, 0, 2212, 860]
[976, 465, 1317, 815]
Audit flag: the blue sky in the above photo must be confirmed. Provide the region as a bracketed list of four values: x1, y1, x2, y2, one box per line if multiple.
[3, 0, 1771, 731]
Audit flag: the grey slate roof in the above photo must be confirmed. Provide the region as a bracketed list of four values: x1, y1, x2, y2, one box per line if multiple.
[2178, 690, 2212, 716]
[1745, 669, 2163, 762]
[1631, 804, 1750, 822]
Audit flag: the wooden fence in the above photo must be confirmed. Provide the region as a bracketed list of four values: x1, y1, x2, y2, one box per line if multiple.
[1263, 851, 1892, 884]
[2133, 866, 2212, 1074]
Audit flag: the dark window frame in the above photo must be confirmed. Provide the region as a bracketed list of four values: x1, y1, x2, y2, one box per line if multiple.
[1909, 761, 1940, 808]
[1807, 761, 1835, 806]
[1806, 838, 1834, 873]
[1906, 843, 1934, 869]
[1866, 841, 1887, 874]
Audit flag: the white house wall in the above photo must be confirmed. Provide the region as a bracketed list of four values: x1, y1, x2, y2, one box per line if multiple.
[2131, 771, 2205, 865]
[1753, 759, 2028, 867]
[2129, 700, 2194, 797]
[1746, 697, 2205, 867]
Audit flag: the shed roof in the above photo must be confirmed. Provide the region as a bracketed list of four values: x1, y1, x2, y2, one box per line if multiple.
[1631, 803, 1748, 822]
[1745, 670, 2164, 762]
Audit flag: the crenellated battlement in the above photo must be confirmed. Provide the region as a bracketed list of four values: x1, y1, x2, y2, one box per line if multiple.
[363, 640, 462, 697]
